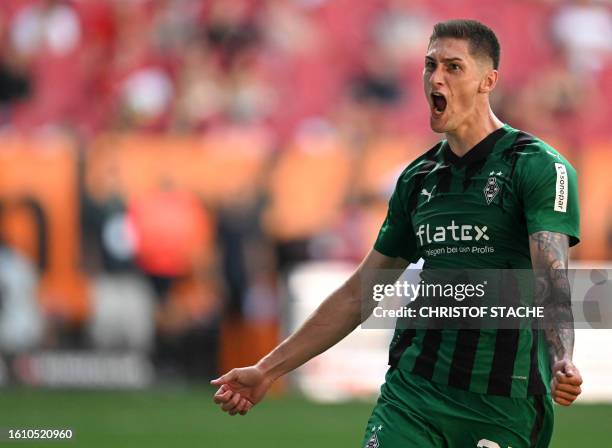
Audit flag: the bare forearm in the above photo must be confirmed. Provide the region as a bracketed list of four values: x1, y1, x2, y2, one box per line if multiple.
[540, 275, 574, 363]
[530, 231, 574, 364]
[256, 280, 362, 380]
[540, 282, 574, 363]
[545, 325, 574, 363]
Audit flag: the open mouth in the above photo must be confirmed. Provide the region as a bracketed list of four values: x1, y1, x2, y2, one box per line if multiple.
[431, 92, 447, 114]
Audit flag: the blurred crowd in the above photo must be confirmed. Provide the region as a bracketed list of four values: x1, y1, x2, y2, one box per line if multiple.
[0, 0, 611, 383]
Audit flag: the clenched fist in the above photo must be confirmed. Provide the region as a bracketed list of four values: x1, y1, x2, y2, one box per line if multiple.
[551, 359, 582, 406]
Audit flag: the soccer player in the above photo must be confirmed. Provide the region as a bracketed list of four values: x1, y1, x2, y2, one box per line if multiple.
[211, 20, 583, 447]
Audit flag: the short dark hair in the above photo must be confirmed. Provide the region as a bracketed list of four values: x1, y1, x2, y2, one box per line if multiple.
[429, 19, 500, 70]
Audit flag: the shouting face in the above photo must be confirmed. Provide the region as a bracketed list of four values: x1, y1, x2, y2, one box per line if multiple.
[423, 38, 497, 134]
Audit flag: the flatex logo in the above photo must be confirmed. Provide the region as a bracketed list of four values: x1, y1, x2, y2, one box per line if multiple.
[416, 220, 489, 246]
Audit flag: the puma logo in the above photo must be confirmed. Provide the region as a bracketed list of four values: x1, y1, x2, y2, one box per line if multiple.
[420, 186, 436, 203]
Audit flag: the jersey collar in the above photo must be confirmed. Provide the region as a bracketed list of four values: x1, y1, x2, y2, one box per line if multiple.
[442, 126, 509, 168]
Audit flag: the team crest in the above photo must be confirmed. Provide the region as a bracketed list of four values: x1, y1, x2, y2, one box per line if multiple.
[483, 176, 500, 205]
[365, 432, 379, 448]
[365, 425, 382, 448]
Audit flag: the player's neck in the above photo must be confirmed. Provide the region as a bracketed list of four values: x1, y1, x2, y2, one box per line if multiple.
[445, 108, 504, 157]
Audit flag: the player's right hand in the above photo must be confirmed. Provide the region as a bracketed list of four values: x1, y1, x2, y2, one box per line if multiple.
[210, 366, 273, 416]
[550, 359, 583, 406]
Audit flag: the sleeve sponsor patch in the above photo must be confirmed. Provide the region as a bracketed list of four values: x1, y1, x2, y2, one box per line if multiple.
[554, 162, 568, 213]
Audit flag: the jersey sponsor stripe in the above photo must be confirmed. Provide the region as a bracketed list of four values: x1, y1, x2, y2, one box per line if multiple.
[448, 329, 481, 390]
[486, 329, 520, 396]
[411, 329, 443, 380]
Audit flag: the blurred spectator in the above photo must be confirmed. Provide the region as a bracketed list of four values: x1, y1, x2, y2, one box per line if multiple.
[171, 39, 226, 132]
[81, 152, 135, 274]
[127, 183, 212, 300]
[151, 0, 204, 54]
[127, 183, 216, 376]
[260, 0, 343, 141]
[117, 66, 174, 131]
[552, 0, 612, 76]
[10, 0, 81, 58]
[0, 241, 43, 354]
[503, 49, 587, 144]
[5, 0, 90, 131]
[216, 193, 275, 317]
[204, 0, 260, 68]
[350, 51, 403, 108]
[0, 10, 30, 116]
[0, 53, 31, 125]
[371, 0, 432, 68]
[0, 63, 30, 105]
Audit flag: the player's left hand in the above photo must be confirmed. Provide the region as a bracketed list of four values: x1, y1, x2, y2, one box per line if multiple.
[550, 359, 582, 406]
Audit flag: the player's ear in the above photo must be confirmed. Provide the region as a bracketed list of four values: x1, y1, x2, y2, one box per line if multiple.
[479, 68, 498, 94]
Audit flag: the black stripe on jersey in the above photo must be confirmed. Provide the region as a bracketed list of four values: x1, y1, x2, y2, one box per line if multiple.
[497, 131, 536, 210]
[411, 329, 442, 380]
[487, 270, 522, 395]
[462, 157, 487, 191]
[388, 329, 416, 369]
[448, 329, 481, 390]
[503, 131, 536, 179]
[527, 329, 547, 395]
[461, 127, 508, 190]
[529, 394, 546, 447]
[487, 329, 520, 396]
[439, 126, 507, 191]
[444, 126, 507, 169]
[435, 162, 453, 194]
[503, 130, 536, 157]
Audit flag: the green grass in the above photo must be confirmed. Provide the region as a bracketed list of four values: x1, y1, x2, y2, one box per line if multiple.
[0, 387, 609, 447]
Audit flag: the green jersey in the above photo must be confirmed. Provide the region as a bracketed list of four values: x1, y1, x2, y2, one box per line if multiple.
[374, 124, 580, 398]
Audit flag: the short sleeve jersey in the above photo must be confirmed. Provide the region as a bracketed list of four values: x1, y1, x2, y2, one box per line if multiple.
[374, 124, 580, 397]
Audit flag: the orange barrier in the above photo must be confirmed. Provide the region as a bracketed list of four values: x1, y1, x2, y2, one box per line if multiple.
[263, 133, 352, 241]
[218, 314, 279, 386]
[0, 135, 89, 323]
[87, 128, 270, 205]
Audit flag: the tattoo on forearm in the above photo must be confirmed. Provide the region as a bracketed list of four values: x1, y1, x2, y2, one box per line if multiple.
[529, 231, 574, 364]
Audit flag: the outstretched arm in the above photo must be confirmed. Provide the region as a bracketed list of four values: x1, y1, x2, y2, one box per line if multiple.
[529, 231, 582, 406]
[211, 249, 407, 415]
